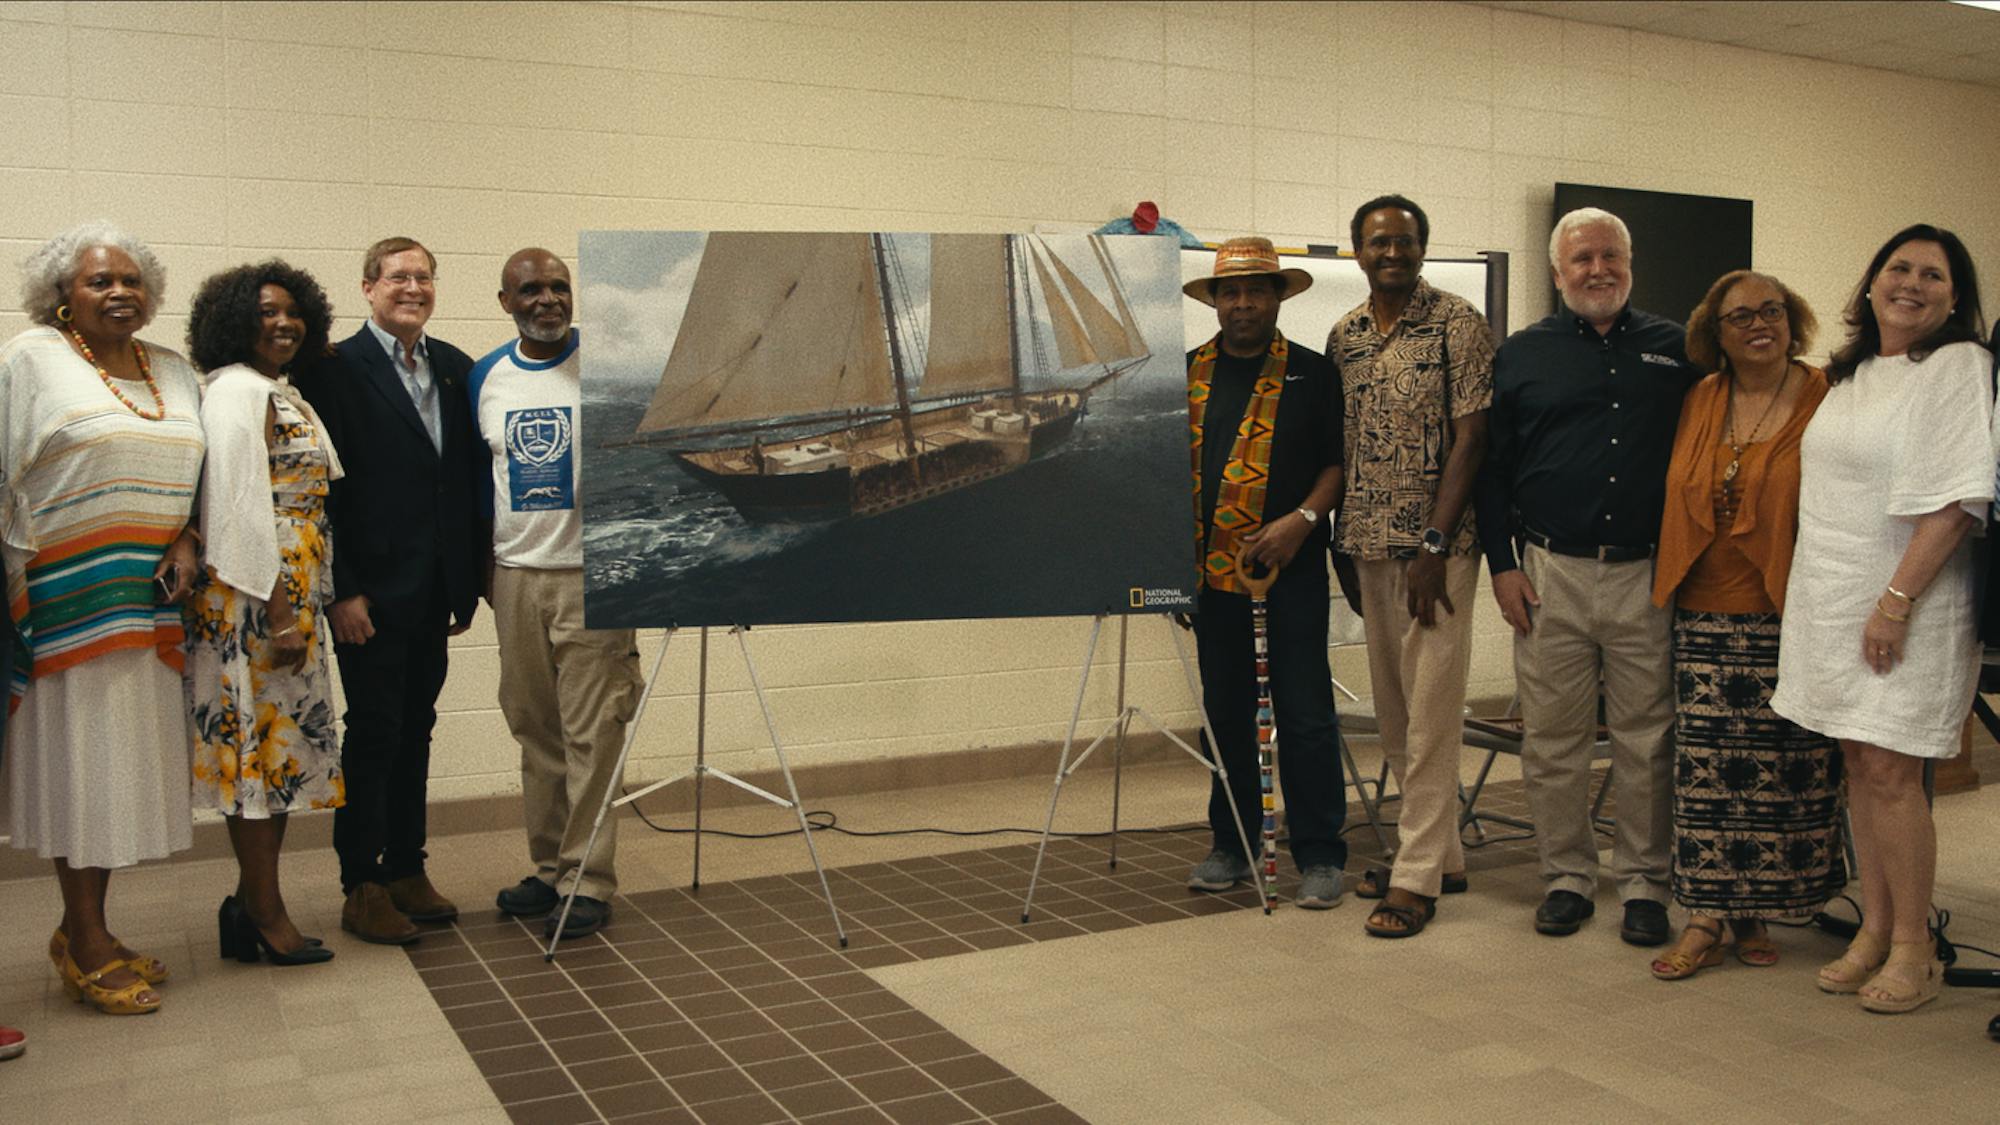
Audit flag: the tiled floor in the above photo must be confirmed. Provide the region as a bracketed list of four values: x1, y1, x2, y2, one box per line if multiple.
[4, 737, 1997, 1124]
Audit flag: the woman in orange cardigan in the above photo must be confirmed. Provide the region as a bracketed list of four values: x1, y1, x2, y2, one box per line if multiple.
[1648, 270, 1844, 980]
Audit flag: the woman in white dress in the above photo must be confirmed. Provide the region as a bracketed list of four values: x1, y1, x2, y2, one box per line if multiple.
[1, 223, 204, 1015]
[1772, 224, 1994, 1014]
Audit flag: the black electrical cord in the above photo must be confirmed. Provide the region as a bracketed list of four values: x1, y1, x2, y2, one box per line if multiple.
[623, 789, 1211, 841]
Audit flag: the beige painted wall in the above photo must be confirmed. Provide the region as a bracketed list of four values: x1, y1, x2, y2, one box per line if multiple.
[4, 0, 1998, 803]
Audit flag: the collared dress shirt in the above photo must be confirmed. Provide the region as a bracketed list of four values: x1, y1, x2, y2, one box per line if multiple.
[1327, 277, 1495, 561]
[1473, 305, 1694, 573]
[365, 318, 443, 455]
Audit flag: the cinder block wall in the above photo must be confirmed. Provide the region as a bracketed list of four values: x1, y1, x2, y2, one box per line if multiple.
[4, 0, 1997, 804]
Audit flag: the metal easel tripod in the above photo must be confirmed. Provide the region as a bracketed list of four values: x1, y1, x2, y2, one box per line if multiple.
[544, 625, 847, 962]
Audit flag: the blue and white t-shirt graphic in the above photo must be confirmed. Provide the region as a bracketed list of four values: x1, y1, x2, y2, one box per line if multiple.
[505, 406, 575, 511]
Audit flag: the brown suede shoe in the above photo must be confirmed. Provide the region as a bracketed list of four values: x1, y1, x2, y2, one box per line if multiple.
[385, 874, 459, 924]
[341, 884, 420, 946]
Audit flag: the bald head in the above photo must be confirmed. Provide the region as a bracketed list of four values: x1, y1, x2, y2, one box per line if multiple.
[497, 247, 572, 356]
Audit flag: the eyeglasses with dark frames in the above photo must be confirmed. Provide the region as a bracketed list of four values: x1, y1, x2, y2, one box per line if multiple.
[1719, 302, 1786, 329]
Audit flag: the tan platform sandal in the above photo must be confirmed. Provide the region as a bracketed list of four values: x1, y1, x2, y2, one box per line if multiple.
[1817, 930, 1889, 994]
[1858, 941, 1943, 1014]
[1651, 917, 1728, 980]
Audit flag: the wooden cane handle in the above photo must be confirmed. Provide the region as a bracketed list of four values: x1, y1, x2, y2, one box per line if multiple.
[1233, 544, 1280, 596]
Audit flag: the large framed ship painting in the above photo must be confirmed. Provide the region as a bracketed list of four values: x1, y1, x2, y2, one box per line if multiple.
[578, 231, 1194, 628]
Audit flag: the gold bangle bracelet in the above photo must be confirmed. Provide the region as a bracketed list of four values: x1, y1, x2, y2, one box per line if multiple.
[1885, 584, 1915, 604]
[1876, 600, 1910, 623]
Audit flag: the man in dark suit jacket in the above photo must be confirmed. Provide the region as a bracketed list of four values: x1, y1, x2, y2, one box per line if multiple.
[297, 236, 487, 944]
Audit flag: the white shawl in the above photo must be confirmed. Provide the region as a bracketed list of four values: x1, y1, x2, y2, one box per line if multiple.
[198, 363, 344, 598]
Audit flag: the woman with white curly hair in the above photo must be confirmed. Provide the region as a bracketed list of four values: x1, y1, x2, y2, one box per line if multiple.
[0, 220, 204, 1015]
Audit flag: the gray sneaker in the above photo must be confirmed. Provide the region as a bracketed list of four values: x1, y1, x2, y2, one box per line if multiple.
[1294, 865, 1345, 909]
[1187, 850, 1253, 891]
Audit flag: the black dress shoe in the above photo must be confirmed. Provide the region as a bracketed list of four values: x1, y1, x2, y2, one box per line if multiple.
[1621, 899, 1670, 947]
[496, 876, 560, 918]
[547, 896, 611, 940]
[1534, 890, 1595, 936]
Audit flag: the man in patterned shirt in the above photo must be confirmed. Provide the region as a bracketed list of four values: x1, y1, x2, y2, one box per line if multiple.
[1326, 195, 1494, 939]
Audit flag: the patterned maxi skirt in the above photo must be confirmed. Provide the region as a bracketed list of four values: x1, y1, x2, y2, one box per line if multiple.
[1671, 609, 1846, 917]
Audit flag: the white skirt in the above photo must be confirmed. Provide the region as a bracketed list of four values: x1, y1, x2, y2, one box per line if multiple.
[2, 647, 193, 868]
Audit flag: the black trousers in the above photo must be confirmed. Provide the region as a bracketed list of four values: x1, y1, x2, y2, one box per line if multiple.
[1195, 577, 1346, 872]
[333, 581, 450, 893]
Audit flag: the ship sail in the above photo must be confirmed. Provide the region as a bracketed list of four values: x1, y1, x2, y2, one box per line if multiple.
[1090, 236, 1148, 352]
[1044, 240, 1142, 363]
[636, 233, 898, 435]
[919, 235, 1015, 399]
[1029, 242, 1100, 370]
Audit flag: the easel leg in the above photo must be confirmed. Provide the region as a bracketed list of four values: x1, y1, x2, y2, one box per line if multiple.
[735, 627, 847, 949]
[546, 628, 676, 962]
[1022, 616, 1105, 922]
[692, 626, 708, 890]
[1108, 615, 1128, 871]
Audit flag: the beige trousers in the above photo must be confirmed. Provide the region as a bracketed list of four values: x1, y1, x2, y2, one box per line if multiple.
[1513, 545, 1674, 904]
[1357, 555, 1480, 898]
[493, 565, 643, 900]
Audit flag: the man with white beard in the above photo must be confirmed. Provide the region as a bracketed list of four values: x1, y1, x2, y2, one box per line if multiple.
[1472, 209, 1695, 947]
[471, 248, 643, 940]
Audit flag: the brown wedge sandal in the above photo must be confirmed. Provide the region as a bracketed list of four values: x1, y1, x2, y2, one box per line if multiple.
[1650, 917, 1728, 980]
[1731, 920, 1779, 968]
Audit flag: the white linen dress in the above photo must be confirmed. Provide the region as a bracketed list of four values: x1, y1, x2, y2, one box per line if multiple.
[1771, 341, 1996, 758]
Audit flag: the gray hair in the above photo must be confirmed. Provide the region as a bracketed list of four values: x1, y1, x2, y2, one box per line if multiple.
[19, 220, 166, 328]
[1548, 207, 1632, 267]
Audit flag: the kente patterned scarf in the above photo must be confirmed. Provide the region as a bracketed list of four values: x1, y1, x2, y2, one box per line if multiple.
[1187, 332, 1290, 594]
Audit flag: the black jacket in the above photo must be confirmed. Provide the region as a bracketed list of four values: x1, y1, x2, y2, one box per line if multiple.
[296, 327, 486, 628]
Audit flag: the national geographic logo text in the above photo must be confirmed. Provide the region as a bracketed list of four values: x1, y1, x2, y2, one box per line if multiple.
[1130, 586, 1194, 609]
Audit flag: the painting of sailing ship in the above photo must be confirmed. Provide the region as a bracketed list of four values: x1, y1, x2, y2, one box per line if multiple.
[578, 230, 1193, 628]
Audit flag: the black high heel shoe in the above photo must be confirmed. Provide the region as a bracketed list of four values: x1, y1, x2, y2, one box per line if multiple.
[222, 898, 334, 966]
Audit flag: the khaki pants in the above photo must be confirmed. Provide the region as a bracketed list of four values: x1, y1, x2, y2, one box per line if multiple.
[1357, 555, 1481, 898]
[492, 565, 643, 900]
[1513, 545, 1673, 904]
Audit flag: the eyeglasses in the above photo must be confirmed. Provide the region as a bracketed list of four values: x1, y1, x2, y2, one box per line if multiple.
[381, 272, 435, 289]
[1719, 302, 1785, 329]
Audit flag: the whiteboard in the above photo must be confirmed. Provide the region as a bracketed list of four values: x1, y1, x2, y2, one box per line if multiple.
[1180, 251, 1500, 353]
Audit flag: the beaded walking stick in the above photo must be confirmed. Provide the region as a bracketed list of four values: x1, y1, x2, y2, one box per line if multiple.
[1234, 546, 1282, 911]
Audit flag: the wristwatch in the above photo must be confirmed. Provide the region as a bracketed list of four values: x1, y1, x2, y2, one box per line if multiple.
[1296, 507, 1319, 525]
[1420, 527, 1448, 555]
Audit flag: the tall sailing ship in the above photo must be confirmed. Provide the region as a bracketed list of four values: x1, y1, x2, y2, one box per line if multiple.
[614, 232, 1153, 522]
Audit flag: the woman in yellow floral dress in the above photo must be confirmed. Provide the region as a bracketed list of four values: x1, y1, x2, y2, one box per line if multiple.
[185, 261, 344, 966]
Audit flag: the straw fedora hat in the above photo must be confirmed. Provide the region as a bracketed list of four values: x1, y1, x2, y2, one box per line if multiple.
[1182, 236, 1313, 306]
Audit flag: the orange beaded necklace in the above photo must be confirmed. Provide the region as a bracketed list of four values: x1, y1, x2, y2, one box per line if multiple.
[70, 328, 164, 421]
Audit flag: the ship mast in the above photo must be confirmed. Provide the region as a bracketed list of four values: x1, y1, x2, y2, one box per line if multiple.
[870, 233, 920, 464]
[1002, 235, 1023, 410]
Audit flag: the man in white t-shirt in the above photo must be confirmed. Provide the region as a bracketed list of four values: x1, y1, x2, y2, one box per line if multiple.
[470, 248, 643, 940]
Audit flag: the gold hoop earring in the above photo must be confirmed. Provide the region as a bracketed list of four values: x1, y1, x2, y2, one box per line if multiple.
[55, 304, 71, 323]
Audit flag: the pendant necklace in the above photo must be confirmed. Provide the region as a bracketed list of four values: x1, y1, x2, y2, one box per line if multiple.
[1721, 361, 1792, 497]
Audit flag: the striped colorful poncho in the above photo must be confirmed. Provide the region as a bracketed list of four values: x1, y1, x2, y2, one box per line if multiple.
[0, 327, 204, 708]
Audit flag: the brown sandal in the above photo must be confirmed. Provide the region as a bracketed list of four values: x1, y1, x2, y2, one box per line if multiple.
[1353, 866, 1467, 900]
[1364, 893, 1437, 938]
[1650, 917, 1727, 980]
[1859, 941, 1943, 1014]
[1731, 920, 1778, 968]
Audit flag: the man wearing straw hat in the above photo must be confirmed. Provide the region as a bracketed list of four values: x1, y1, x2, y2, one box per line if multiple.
[1183, 237, 1350, 908]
